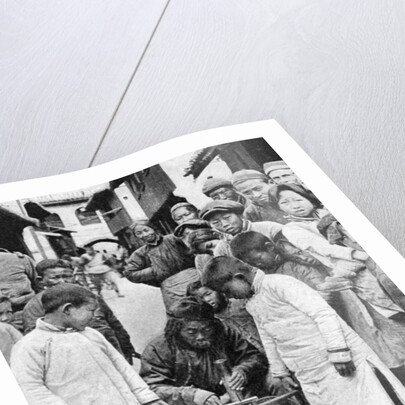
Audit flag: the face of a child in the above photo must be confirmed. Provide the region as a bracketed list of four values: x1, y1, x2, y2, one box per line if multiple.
[172, 207, 198, 224]
[42, 267, 74, 288]
[269, 169, 299, 185]
[278, 190, 314, 217]
[66, 299, 97, 331]
[134, 225, 157, 243]
[179, 320, 214, 349]
[0, 301, 14, 324]
[235, 179, 272, 206]
[220, 277, 253, 300]
[209, 187, 239, 202]
[245, 247, 278, 271]
[208, 212, 243, 235]
[195, 286, 226, 311]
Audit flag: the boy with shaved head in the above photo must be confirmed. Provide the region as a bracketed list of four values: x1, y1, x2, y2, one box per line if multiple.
[12, 284, 166, 405]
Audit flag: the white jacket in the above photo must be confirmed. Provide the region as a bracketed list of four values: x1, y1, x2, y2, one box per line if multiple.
[11, 319, 159, 405]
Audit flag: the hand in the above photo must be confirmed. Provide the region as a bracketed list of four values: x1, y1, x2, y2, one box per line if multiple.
[317, 277, 353, 293]
[204, 395, 222, 405]
[352, 250, 369, 262]
[219, 393, 231, 404]
[334, 361, 356, 377]
[272, 376, 298, 393]
[228, 369, 246, 391]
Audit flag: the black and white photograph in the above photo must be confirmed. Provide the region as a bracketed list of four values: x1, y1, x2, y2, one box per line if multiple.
[2, 133, 405, 405]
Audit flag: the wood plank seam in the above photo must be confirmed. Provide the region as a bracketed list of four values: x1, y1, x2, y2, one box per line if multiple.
[88, 0, 173, 168]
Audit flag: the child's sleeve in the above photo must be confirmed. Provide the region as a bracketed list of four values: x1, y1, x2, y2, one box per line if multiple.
[282, 223, 355, 261]
[10, 343, 67, 405]
[269, 276, 348, 351]
[255, 326, 290, 378]
[100, 332, 160, 404]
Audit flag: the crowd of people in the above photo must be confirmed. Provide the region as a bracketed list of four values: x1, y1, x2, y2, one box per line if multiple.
[2, 160, 405, 404]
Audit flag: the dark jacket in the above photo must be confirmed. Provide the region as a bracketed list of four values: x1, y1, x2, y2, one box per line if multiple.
[0, 251, 38, 310]
[215, 299, 264, 353]
[140, 325, 268, 405]
[125, 235, 195, 286]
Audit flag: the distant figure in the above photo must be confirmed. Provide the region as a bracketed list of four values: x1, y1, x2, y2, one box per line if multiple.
[81, 246, 124, 297]
[116, 244, 129, 269]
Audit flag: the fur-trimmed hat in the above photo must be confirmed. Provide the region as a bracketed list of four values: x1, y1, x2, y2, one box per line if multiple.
[170, 296, 215, 320]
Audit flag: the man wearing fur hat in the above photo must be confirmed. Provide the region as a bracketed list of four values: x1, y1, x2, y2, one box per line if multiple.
[231, 170, 288, 224]
[140, 297, 268, 405]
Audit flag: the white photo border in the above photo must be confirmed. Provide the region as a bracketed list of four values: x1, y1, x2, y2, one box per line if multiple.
[1, 119, 404, 403]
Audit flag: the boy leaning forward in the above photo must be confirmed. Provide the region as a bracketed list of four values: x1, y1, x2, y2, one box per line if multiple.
[203, 257, 405, 405]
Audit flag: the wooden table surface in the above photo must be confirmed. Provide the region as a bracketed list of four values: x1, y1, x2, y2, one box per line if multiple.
[2, 1, 405, 256]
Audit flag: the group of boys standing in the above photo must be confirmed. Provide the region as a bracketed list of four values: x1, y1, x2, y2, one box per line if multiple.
[3, 160, 405, 405]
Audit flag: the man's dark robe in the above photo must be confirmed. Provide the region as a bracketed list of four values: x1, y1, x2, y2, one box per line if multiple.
[140, 325, 268, 405]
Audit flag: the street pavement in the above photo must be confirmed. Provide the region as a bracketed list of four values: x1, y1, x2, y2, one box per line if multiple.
[100, 277, 167, 368]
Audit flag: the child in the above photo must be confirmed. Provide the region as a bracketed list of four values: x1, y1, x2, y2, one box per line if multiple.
[22, 259, 137, 363]
[202, 256, 405, 405]
[274, 185, 405, 330]
[229, 231, 328, 290]
[229, 231, 405, 377]
[0, 294, 22, 364]
[11, 284, 167, 405]
[199, 200, 282, 257]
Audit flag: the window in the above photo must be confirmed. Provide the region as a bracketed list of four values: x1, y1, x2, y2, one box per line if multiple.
[75, 207, 101, 225]
[45, 213, 64, 228]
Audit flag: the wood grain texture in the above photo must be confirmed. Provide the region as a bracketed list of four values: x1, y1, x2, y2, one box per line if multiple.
[0, 0, 168, 182]
[92, 0, 405, 255]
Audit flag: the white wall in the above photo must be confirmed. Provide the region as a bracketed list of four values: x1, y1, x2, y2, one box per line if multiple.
[159, 152, 232, 209]
[45, 201, 115, 248]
